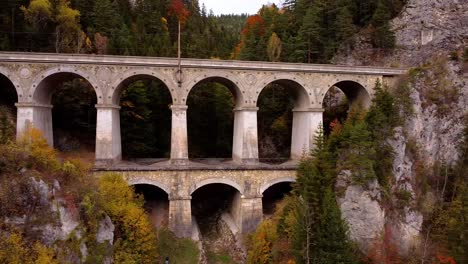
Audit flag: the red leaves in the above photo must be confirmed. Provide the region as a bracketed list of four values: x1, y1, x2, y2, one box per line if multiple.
[437, 254, 456, 264]
[241, 15, 265, 36]
[168, 0, 190, 24]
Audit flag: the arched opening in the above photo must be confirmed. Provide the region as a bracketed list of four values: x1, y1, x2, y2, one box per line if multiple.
[191, 182, 243, 261]
[322, 81, 370, 135]
[187, 77, 239, 161]
[34, 72, 97, 160]
[116, 76, 172, 162]
[257, 80, 309, 163]
[0, 73, 18, 142]
[133, 184, 169, 229]
[262, 181, 293, 216]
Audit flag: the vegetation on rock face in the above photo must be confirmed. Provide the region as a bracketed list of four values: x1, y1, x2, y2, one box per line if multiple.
[0, 109, 197, 263]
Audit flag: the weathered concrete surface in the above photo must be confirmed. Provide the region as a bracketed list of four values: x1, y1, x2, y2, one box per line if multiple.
[170, 104, 189, 164]
[232, 107, 259, 164]
[95, 105, 122, 165]
[291, 109, 323, 160]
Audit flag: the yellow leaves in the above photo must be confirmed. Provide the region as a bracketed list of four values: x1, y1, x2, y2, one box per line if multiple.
[0, 232, 56, 264]
[34, 242, 58, 264]
[56, 2, 80, 29]
[98, 173, 158, 263]
[267, 32, 282, 62]
[18, 127, 60, 171]
[21, 0, 52, 27]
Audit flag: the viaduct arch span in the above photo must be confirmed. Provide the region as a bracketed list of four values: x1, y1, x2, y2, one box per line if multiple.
[0, 52, 406, 237]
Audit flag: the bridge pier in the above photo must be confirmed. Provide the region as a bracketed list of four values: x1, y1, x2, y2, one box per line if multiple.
[291, 108, 324, 160]
[232, 107, 259, 164]
[168, 196, 192, 238]
[236, 196, 263, 234]
[16, 103, 54, 145]
[170, 105, 189, 165]
[95, 104, 122, 165]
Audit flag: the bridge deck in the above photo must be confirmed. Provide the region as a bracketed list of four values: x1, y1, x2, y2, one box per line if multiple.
[94, 159, 299, 171]
[0, 52, 406, 76]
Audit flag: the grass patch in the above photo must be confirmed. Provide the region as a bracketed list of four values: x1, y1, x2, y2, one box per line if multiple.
[157, 229, 200, 264]
[206, 250, 236, 264]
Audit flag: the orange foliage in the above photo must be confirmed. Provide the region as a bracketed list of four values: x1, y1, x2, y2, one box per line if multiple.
[168, 0, 189, 24]
[330, 118, 343, 134]
[365, 226, 401, 264]
[241, 15, 265, 36]
[437, 254, 456, 264]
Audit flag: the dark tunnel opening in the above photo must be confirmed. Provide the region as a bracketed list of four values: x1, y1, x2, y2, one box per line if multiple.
[133, 184, 169, 229]
[262, 182, 293, 216]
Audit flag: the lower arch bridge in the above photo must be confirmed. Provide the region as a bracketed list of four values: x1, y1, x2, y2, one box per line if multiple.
[93, 166, 296, 238]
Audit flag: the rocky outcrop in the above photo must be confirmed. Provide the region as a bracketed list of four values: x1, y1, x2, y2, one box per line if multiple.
[333, 0, 468, 67]
[336, 171, 385, 252]
[333, 0, 467, 256]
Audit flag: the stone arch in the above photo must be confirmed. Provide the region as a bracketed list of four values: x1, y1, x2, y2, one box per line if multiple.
[260, 176, 296, 194]
[255, 75, 311, 109]
[110, 69, 176, 105]
[0, 67, 20, 99]
[183, 72, 245, 107]
[321, 78, 372, 108]
[127, 178, 171, 195]
[190, 178, 243, 195]
[31, 66, 102, 104]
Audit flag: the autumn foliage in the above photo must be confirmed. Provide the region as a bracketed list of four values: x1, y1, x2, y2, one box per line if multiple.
[168, 0, 190, 24]
[241, 15, 265, 36]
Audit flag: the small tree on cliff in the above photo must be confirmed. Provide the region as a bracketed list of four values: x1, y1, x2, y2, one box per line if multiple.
[292, 124, 359, 263]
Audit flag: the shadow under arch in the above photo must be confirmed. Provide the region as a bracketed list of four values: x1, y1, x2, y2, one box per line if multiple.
[0, 72, 18, 140]
[256, 79, 310, 162]
[185, 75, 244, 107]
[186, 76, 241, 159]
[113, 73, 173, 160]
[255, 78, 311, 109]
[322, 80, 371, 135]
[190, 178, 243, 195]
[32, 69, 100, 105]
[131, 183, 170, 229]
[190, 182, 244, 240]
[127, 178, 171, 195]
[261, 177, 294, 215]
[324, 80, 371, 109]
[111, 71, 175, 105]
[0, 72, 18, 107]
[30, 71, 98, 150]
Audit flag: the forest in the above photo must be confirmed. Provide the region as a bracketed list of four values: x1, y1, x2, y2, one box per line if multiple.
[0, 0, 466, 263]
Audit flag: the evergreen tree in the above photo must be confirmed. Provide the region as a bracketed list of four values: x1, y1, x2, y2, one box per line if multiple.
[298, 4, 323, 63]
[91, 0, 118, 37]
[335, 1, 356, 48]
[338, 107, 376, 185]
[314, 188, 360, 263]
[365, 80, 399, 187]
[293, 125, 360, 263]
[370, 0, 396, 49]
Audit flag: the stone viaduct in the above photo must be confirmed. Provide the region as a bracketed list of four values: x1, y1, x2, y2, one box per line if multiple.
[0, 52, 406, 237]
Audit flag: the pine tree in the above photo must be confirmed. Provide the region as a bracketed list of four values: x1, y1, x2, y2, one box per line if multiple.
[365, 80, 398, 188]
[293, 125, 360, 263]
[314, 188, 360, 263]
[91, 0, 118, 37]
[335, 1, 356, 48]
[298, 4, 323, 63]
[370, 0, 396, 49]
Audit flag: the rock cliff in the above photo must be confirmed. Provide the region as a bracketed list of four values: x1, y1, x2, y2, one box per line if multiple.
[333, 0, 468, 256]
